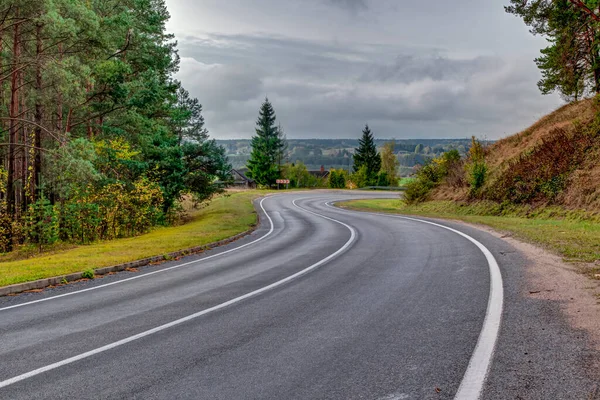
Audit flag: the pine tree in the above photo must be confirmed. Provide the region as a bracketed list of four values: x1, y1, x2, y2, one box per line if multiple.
[0, 0, 232, 250]
[246, 98, 286, 186]
[506, 0, 600, 99]
[353, 124, 381, 185]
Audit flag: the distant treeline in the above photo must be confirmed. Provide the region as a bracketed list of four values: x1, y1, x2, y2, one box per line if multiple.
[218, 138, 484, 175]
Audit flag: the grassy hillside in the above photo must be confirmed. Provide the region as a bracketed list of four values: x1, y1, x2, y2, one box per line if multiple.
[433, 98, 600, 212]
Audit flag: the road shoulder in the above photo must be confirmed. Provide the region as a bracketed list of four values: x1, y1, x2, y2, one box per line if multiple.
[335, 204, 600, 399]
[454, 220, 600, 399]
[431, 219, 600, 398]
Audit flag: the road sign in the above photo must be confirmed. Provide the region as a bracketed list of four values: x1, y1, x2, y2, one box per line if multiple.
[276, 179, 290, 184]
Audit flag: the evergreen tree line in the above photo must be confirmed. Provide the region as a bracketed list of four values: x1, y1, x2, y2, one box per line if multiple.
[0, 0, 230, 251]
[506, 0, 600, 100]
[246, 103, 400, 189]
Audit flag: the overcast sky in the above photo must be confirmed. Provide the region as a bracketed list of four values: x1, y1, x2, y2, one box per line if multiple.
[164, 0, 562, 140]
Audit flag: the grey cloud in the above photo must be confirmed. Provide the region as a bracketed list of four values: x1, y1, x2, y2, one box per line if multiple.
[175, 32, 561, 140]
[325, 0, 368, 11]
[177, 59, 265, 108]
[359, 55, 500, 84]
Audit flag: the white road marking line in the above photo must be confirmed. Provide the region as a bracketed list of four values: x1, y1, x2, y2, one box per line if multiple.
[326, 202, 503, 400]
[0, 197, 276, 312]
[0, 197, 356, 390]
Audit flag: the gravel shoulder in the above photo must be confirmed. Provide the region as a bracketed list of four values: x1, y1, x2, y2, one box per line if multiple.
[462, 220, 600, 350]
[441, 219, 600, 399]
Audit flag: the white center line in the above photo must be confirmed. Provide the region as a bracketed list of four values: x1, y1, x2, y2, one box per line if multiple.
[0, 196, 277, 312]
[0, 197, 357, 390]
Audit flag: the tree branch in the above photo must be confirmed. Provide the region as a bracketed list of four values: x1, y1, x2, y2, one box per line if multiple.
[107, 28, 133, 60]
[568, 0, 600, 21]
[0, 142, 50, 152]
[0, 117, 63, 143]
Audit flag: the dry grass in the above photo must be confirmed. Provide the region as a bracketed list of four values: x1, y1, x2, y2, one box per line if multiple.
[432, 98, 600, 212]
[490, 99, 596, 170]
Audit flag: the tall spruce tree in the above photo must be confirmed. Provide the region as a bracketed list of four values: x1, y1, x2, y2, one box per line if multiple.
[353, 124, 381, 184]
[246, 98, 286, 186]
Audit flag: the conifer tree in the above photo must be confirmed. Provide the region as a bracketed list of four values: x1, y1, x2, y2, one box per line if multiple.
[0, 0, 231, 251]
[506, 0, 600, 99]
[246, 98, 286, 186]
[353, 124, 381, 185]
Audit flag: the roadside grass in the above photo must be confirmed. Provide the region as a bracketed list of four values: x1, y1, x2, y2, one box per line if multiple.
[0, 191, 267, 287]
[398, 177, 415, 187]
[338, 199, 600, 268]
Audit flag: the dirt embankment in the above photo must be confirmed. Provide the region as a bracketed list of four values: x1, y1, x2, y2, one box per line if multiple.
[433, 98, 600, 212]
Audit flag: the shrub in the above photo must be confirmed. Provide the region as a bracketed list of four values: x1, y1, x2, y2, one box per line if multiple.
[350, 165, 370, 188]
[0, 206, 12, 253]
[376, 171, 391, 187]
[24, 198, 59, 252]
[404, 177, 436, 204]
[329, 169, 347, 189]
[81, 269, 95, 279]
[58, 178, 164, 243]
[466, 137, 487, 197]
[469, 162, 487, 194]
[404, 150, 462, 204]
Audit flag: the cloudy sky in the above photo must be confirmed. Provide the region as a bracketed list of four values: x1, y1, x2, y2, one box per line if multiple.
[164, 0, 562, 140]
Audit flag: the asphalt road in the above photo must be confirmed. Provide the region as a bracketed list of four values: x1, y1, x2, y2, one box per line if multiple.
[0, 191, 598, 399]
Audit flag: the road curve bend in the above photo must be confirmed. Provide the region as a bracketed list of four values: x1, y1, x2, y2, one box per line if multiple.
[0, 191, 593, 399]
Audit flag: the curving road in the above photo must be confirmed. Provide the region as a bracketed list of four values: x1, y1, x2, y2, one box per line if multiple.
[0, 191, 597, 400]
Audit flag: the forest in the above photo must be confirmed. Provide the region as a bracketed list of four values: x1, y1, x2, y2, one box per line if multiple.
[0, 1, 231, 252]
[219, 138, 473, 176]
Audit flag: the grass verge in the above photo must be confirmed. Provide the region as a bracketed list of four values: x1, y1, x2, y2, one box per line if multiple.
[0, 191, 267, 287]
[338, 199, 600, 268]
[398, 177, 415, 187]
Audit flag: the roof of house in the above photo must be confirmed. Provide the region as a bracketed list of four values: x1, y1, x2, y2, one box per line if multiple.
[230, 168, 254, 183]
[308, 170, 330, 179]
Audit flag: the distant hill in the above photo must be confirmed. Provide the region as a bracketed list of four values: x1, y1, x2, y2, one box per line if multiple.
[217, 138, 474, 176]
[433, 99, 600, 211]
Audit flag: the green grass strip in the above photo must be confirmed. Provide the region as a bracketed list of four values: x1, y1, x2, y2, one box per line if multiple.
[0, 191, 264, 287]
[339, 199, 600, 265]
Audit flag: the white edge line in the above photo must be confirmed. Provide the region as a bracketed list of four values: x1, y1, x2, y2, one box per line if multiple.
[326, 201, 503, 400]
[0, 197, 278, 312]
[0, 198, 356, 390]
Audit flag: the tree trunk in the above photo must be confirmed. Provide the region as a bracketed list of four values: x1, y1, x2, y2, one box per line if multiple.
[56, 44, 63, 132]
[33, 22, 43, 201]
[18, 51, 26, 214]
[7, 13, 21, 219]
